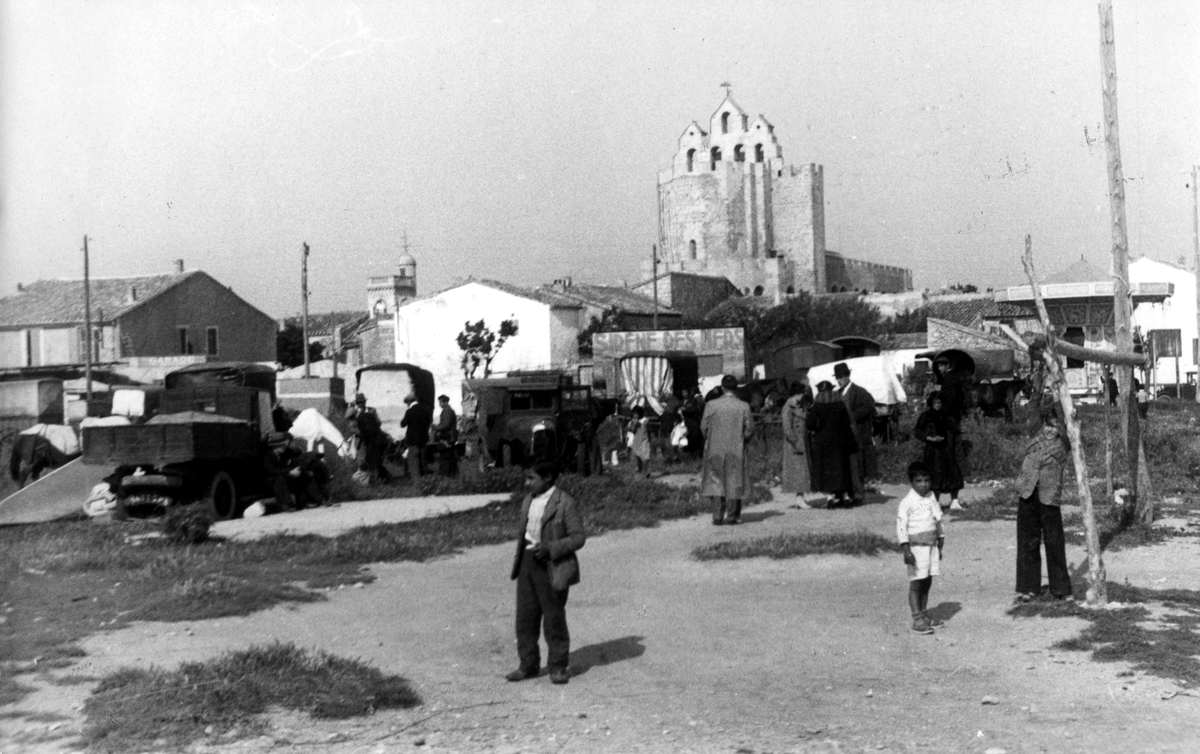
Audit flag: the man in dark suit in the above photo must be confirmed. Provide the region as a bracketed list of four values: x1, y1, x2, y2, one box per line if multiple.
[507, 461, 586, 685]
[834, 362, 876, 505]
[400, 394, 433, 478]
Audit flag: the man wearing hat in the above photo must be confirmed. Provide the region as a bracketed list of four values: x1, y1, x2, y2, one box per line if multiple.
[700, 375, 755, 525]
[834, 362, 876, 505]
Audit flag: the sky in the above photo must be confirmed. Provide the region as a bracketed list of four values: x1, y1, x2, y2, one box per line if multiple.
[2, 0, 1197, 319]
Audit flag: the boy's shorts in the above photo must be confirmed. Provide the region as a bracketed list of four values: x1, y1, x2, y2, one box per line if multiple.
[907, 544, 941, 581]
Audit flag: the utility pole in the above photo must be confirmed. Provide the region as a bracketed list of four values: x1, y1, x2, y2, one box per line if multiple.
[83, 235, 93, 402]
[1193, 163, 1199, 403]
[1099, 0, 1152, 523]
[301, 242, 311, 379]
[651, 244, 660, 330]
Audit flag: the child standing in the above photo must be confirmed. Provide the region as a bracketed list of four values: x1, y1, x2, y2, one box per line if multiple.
[896, 461, 945, 634]
[629, 406, 652, 476]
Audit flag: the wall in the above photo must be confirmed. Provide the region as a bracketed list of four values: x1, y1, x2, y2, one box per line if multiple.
[825, 253, 912, 293]
[115, 273, 276, 362]
[1131, 257, 1197, 387]
[393, 282, 577, 411]
[771, 163, 825, 294]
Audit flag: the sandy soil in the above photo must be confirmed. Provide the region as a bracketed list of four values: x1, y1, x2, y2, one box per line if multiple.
[7, 482, 1200, 753]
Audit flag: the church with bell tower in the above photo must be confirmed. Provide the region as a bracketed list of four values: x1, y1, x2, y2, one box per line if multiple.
[651, 88, 909, 302]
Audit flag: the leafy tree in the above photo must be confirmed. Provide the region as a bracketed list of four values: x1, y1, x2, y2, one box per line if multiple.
[577, 307, 628, 357]
[276, 323, 324, 368]
[457, 319, 519, 378]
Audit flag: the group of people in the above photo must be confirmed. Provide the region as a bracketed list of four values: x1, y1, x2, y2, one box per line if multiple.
[343, 392, 460, 482]
[777, 362, 882, 509]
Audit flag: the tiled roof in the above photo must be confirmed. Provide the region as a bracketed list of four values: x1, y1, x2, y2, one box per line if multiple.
[537, 283, 680, 316]
[281, 311, 370, 337]
[471, 279, 583, 308]
[0, 272, 196, 327]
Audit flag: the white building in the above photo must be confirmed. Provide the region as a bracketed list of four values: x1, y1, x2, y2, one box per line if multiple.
[392, 280, 584, 409]
[1131, 256, 1198, 389]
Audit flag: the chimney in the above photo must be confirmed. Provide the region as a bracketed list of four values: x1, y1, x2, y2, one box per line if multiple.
[127, 285, 138, 303]
[16, 282, 24, 292]
[174, 259, 184, 273]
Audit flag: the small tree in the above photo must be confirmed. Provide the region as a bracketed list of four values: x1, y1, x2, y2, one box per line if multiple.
[276, 322, 324, 368]
[457, 319, 519, 379]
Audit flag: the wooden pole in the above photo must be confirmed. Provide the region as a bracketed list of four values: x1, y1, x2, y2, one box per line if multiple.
[1193, 164, 1199, 403]
[1023, 235, 1107, 605]
[301, 242, 310, 379]
[1099, 0, 1153, 524]
[651, 244, 660, 330]
[83, 235, 93, 402]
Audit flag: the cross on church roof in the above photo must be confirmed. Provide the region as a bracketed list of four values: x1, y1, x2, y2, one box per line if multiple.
[720, 81, 733, 97]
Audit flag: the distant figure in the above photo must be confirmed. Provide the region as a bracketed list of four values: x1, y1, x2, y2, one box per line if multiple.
[897, 461, 945, 635]
[595, 410, 624, 469]
[433, 394, 459, 476]
[834, 362, 876, 505]
[701, 375, 755, 525]
[400, 394, 433, 479]
[914, 391, 964, 511]
[1134, 378, 1150, 419]
[347, 393, 389, 483]
[807, 381, 857, 507]
[1014, 416, 1072, 602]
[629, 405, 651, 476]
[507, 461, 586, 686]
[779, 380, 814, 503]
[668, 413, 689, 463]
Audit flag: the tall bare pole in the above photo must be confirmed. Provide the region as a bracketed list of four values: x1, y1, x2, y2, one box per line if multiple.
[301, 242, 311, 379]
[1193, 164, 1199, 403]
[1099, 0, 1153, 522]
[651, 244, 660, 329]
[83, 235, 93, 401]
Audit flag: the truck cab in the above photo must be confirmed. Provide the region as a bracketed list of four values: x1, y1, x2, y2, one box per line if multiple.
[465, 371, 593, 470]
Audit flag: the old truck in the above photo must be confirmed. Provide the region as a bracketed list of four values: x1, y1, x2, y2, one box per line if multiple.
[465, 371, 594, 471]
[80, 362, 278, 519]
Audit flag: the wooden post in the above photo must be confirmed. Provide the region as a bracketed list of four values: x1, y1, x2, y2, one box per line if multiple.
[1023, 236, 1107, 605]
[83, 235, 93, 402]
[1099, 0, 1153, 524]
[1193, 164, 1199, 403]
[301, 242, 310, 379]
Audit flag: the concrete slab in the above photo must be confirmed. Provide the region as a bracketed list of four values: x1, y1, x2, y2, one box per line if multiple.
[211, 493, 511, 541]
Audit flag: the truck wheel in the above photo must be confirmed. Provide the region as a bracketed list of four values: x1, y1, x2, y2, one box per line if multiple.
[208, 471, 238, 520]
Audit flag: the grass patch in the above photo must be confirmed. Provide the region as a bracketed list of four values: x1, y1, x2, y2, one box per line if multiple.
[1011, 582, 1200, 687]
[83, 641, 420, 753]
[693, 530, 894, 560]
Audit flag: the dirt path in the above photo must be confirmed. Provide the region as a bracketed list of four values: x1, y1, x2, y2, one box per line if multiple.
[9, 484, 1200, 753]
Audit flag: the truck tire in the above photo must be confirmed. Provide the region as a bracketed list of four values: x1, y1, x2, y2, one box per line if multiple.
[208, 471, 238, 520]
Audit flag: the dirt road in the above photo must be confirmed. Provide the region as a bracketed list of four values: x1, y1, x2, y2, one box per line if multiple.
[10, 484, 1200, 753]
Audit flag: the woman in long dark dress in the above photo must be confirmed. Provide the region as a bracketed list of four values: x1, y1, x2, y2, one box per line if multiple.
[806, 381, 858, 507]
[913, 391, 964, 510]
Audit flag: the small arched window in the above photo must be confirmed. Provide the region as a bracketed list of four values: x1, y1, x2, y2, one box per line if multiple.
[786, 286, 795, 295]
[721, 112, 730, 134]
[686, 148, 695, 172]
[710, 147, 721, 169]
[688, 240, 697, 260]
[754, 144, 764, 162]
[753, 285, 764, 297]
[733, 145, 745, 163]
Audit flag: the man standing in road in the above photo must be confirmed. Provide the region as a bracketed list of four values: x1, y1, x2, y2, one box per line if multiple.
[834, 362, 876, 506]
[701, 375, 755, 525]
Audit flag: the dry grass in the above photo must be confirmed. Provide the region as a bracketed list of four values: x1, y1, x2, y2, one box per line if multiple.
[693, 530, 894, 560]
[83, 642, 420, 752]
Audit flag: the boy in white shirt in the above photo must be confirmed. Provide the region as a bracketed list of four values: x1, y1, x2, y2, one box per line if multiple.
[896, 461, 945, 634]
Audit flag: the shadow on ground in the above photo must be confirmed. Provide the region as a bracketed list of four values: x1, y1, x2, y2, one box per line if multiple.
[927, 601, 962, 625]
[570, 635, 646, 676]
